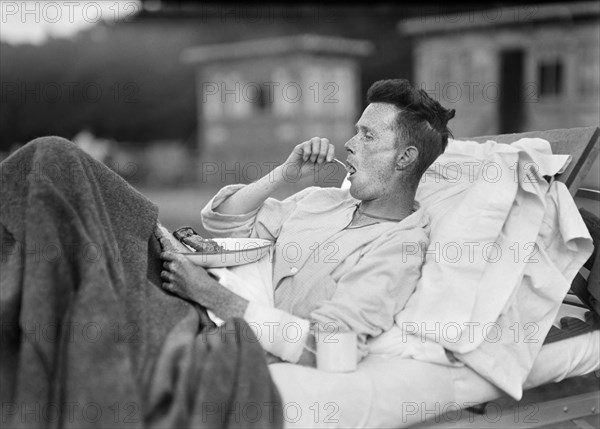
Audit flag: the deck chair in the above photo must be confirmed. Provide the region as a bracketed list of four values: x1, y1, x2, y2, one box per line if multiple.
[412, 126, 600, 428]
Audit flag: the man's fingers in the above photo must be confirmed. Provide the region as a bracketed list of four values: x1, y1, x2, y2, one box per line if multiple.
[302, 142, 311, 162]
[160, 270, 172, 281]
[162, 282, 173, 291]
[310, 137, 321, 163]
[158, 236, 175, 251]
[317, 138, 329, 163]
[325, 143, 335, 163]
[161, 251, 185, 264]
[295, 137, 332, 165]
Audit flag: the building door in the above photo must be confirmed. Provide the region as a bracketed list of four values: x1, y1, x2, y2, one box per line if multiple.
[499, 49, 525, 133]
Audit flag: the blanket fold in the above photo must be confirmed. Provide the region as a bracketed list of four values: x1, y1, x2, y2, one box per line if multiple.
[0, 137, 282, 428]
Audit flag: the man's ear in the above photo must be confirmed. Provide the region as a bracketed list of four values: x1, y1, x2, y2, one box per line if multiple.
[396, 146, 418, 170]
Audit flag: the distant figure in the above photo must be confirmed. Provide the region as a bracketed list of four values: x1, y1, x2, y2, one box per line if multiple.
[73, 129, 113, 163]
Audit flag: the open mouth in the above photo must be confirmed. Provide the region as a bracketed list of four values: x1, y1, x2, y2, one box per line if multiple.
[346, 161, 357, 176]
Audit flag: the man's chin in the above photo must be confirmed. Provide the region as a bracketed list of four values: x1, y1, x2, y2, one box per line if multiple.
[348, 184, 362, 200]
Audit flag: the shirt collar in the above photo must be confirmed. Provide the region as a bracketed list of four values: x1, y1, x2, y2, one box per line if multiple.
[342, 194, 429, 231]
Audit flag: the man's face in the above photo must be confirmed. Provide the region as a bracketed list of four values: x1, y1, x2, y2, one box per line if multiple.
[344, 102, 403, 201]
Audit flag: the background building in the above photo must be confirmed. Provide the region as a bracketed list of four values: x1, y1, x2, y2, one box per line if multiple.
[182, 35, 373, 188]
[399, 1, 600, 138]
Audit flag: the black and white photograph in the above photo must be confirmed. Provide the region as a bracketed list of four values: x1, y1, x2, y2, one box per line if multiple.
[1, 1, 599, 427]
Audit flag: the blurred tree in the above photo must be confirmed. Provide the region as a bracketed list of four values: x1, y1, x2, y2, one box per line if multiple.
[1, 21, 199, 150]
[0, 4, 419, 151]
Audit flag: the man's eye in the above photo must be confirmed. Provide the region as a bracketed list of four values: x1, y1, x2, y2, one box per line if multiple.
[354, 129, 373, 141]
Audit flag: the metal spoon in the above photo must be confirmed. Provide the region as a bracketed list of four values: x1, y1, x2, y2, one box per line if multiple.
[332, 158, 347, 169]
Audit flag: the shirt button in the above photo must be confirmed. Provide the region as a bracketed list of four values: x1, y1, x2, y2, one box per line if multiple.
[290, 267, 298, 274]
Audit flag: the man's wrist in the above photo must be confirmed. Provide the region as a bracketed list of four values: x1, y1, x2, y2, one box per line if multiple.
[202, 283, 249, 320]
[266, 164, 301, 195]
[275, 162, 318, 192]
[270, 164, 294, 187]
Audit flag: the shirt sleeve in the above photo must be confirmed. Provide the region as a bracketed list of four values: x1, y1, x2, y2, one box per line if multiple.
[309, 229, 428, 360]
[200, 185, 260, 238]
[201, 184, 319, 240]
[202, 184, 322, 364]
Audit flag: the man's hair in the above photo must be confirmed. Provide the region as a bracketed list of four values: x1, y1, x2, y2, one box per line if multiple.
[366, 79, 456, 181]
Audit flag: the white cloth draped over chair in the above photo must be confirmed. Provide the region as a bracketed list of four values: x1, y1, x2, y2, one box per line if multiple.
[375, 137, 593, 399]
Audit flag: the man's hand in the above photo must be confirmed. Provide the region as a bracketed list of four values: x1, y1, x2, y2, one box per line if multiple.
[280, 137, 337, 187]
[155, 223, 189, 253]
[160, 251, 215, 303]
[213, 136, 340, 216]
[160, 251, 249, 319]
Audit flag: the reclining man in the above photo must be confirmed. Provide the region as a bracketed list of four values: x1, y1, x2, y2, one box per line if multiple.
[2, 79, 513, 429]
[158, 80, 514, 429]
[160, 79, 456, 368]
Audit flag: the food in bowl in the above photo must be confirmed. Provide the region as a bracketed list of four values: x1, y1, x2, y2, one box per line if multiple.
[172, 226, 225, 254]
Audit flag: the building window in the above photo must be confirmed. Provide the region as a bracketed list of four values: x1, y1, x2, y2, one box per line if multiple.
[577, 46, 599, 99]
[248, 83, 273, 114]
[223, 72, 250, 119]
[304, 65, 327, 115]
[537, 59, 564, 97]
[272, 67, 296, 117]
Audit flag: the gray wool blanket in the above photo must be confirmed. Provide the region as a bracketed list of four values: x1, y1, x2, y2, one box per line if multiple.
[0, 137, 283, 428]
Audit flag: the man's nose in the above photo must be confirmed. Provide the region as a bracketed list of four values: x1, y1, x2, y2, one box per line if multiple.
[344, 137, 355, 154]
